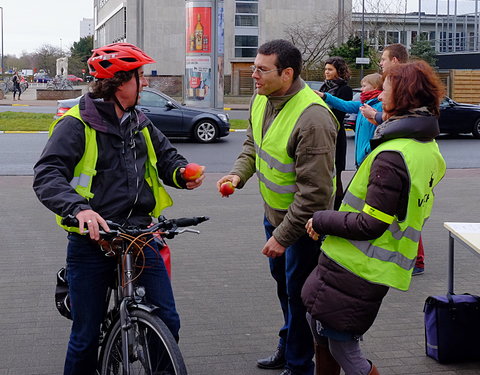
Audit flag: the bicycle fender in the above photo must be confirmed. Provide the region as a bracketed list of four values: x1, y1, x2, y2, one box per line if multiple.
[130, 303, 159, 315]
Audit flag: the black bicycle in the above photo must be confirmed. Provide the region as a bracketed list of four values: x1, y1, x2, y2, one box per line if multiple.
[60, 215, 209, 375]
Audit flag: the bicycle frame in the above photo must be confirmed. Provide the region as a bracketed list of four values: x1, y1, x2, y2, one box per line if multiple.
[61, 215, 208, 375]
[103, 240, 158, 375]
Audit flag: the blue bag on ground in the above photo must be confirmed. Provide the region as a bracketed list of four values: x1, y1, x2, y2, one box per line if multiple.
[424, 293, 480, 363]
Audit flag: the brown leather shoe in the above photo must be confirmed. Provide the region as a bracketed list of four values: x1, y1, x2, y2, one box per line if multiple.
[257, 347, 285, 369]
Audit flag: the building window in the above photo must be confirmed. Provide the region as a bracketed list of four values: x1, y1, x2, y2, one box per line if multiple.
[235, 14, 258, 27]
[234, 0, 259, 57]
[236, 3, 258, 13]
[235, 35, 258, 57]
[387, 31, 400, 44]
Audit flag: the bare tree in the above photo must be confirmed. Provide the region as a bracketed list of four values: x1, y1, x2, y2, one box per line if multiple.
[284, 15, 340, 80]
[348, 0, 407, 49]
[32, 44, 64, 76]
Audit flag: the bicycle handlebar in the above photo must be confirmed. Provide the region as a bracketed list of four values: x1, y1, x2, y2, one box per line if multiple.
[61, 215, 209, 239]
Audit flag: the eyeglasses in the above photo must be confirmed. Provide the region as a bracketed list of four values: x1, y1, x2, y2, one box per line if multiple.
[250, 65, 281, 75]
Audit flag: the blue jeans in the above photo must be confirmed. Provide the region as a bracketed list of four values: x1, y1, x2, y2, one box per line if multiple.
[64, 233, 179, 375]
[264, 217, 320, 375]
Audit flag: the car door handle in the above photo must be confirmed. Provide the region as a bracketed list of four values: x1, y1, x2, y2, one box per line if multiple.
[139, 107, 151, 113]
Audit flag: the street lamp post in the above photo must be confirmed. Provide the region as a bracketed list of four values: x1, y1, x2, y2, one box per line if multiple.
[1, 7, 4, 80]
[360, 0, 365, 80]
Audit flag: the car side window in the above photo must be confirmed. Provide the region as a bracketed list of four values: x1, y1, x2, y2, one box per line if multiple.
[139, 91, 168, 107]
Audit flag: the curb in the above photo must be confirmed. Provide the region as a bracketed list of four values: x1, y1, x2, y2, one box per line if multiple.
[0, 131, 49, 134]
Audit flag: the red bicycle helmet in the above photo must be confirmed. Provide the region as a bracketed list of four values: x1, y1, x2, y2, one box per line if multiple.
[87, 43, 156, 79]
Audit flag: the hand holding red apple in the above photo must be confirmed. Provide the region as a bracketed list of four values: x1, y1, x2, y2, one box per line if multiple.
[219, 181, 235, 197]
[181, 163, 205, 189]
[216, 174, 240, 198]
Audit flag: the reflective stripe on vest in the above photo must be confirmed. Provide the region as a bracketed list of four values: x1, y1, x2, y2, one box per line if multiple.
[251, 85, 338, 210]
[49, 105, 173, 233]
[322, 138, 446, 291]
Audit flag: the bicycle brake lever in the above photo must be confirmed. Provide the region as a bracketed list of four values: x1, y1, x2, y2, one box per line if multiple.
[176, 228, 200, 235]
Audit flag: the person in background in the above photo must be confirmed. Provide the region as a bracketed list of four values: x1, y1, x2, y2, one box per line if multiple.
[12, 71, 22, 100]
[33, 43, 204, 375]
[317, 73, 383, 167]
[302, 60, 446, 375]
[319, 57, 353, 209]
[360, 44, 425, 276]
[217, 39, 337, 375]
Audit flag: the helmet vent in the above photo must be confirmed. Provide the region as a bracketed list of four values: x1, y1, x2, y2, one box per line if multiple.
[99, 60, 113, 69]
[120, 57, 137, 63]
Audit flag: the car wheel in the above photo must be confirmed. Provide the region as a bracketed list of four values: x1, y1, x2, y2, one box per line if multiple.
[193, 120, 218, 143]
[473, 118, 480, 139]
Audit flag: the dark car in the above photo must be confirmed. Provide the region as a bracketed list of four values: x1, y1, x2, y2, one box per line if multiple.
[55, 88, 230, 143]
[343, 95, 480, 139]
[439, 97, 480, 138]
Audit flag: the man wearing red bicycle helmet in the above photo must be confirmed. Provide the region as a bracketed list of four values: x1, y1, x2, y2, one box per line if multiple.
[33, 42, 205, 375]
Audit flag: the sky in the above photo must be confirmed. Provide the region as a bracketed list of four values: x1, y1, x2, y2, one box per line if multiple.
[1, 0, 479, 57]
[1, 0, 93, 57]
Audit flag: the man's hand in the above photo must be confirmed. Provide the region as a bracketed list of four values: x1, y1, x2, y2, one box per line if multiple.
[216, 174, 240, 192]
[305, 218, 319, 241]
[262, 236, 286, 258]
[180, 166, 206, 189]
[360, 103, 378, 125]
[76, 209, 110, 241]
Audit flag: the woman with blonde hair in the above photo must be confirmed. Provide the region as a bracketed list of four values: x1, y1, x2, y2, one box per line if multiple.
[318, 73, 383, 167]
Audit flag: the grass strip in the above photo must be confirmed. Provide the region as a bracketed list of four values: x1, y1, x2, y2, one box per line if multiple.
[0, 111, 249, 131]
[0, 112, 53, 131]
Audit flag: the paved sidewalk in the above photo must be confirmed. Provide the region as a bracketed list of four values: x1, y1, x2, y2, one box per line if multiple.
[1, 170, 480, 374]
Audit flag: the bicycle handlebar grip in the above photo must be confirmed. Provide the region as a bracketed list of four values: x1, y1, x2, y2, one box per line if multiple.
[173, 216, 209, 227]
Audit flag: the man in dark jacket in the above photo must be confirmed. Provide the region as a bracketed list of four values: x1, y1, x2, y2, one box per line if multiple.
[33, 43, 204, 375]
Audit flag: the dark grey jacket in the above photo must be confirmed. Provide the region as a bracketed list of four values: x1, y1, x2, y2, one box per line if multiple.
[33, 93, 188, 227]
[302, 112, 441, 335]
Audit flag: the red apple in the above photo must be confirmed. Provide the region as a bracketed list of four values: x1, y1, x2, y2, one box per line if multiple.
[183, 163, 203, 181]
[220, 181, 235, 197]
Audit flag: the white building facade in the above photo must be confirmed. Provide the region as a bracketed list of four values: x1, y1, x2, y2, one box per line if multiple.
[92, 0, 351, 94]
[352, 11, 480, 53]
[80, 18, 94, 38]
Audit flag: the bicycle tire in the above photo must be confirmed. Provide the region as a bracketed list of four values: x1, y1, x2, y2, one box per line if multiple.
[99, 308, 187, 375]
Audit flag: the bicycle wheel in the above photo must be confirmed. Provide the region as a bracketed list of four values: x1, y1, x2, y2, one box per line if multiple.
[100, 308, 187, 375]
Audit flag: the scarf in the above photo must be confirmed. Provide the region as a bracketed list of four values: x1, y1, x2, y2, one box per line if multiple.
[360, 89, 382, 103]
[320, 78, 348, 95]
[374, 106, 433, 137]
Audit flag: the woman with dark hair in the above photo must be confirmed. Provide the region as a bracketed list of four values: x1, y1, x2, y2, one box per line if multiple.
[319, 56, 353, 209]
[302, 60, 446, 375]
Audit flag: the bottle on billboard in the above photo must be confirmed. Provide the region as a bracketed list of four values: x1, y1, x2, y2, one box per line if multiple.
[195, 14, 204, 51]
[190, 34, 195, 51]
[203, 36, 209, 51]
